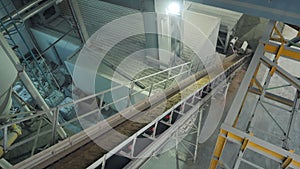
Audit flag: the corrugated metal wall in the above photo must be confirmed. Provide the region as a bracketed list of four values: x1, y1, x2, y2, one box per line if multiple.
[78, 0, 139, 36]
[59, 0, 146, 68]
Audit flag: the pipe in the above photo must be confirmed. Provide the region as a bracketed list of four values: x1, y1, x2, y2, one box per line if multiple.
[22, 0, 57, 21]
[1, 0, 45, 22]
[0, 124, 22, 158]
[141, 0, 159, 60]
[1, 0, 58, 33]
[66, 0, 89, 43]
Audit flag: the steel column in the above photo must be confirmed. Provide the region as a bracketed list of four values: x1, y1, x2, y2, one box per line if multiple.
[210, 21, 300, 169]
[67, 0, 89, 43]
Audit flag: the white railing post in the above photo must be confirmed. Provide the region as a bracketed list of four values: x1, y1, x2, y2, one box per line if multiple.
[3, 127, 7, 152]
[101, 154, 107, 169]
[51, 108, 59, 145]
[127, 81, 135, 107]
[148, 83, 153, 97]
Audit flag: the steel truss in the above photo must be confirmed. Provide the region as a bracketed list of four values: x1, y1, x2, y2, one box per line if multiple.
[210, 21, 300, 169]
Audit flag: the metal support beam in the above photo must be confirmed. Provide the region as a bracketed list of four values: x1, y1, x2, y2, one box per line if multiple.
[260, 55, 300, 89]
[141, 0, 159, 60]
[1, 0, 57, 25]
[67, 0, 89, 43]
[194, 109, 203, 162]
[219, 124, 300, 168]
[189, 0, 300, 27]
[248, 87, 294, 107]
[264, 43, 300, 62]
[283, 91, 300, 149]
[224, 21, 275, 126]
[224, 44, 262, 125]
[1, 0, 44, 22]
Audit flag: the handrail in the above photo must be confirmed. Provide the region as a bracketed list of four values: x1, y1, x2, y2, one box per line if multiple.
[133, 62, 191, 82]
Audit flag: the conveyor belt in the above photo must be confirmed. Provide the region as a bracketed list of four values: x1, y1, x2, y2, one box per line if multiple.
[13, 53, 250, 169]
[87, 54, 250, 169]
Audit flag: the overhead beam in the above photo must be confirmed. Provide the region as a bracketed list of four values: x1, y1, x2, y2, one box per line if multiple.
[67, 0, 89, 43]
[99, 0, 300, 27]
[219, 124, 300, 168]
[260, 55, 300, 90]
[190, 0, 300, 26]
[248, 87, 294, 107]
[100, 0, 141, 10]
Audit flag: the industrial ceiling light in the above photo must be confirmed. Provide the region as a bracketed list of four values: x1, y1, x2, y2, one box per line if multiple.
[166, 2, 181, 15]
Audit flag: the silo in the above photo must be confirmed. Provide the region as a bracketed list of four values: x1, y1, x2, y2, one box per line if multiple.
[0, 46, 17, 121]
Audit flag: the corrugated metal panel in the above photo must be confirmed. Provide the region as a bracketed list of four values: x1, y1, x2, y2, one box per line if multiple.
[77, 0, 146, 72]
[60, 1, 158, 83]
[78, 0, 140, 36]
